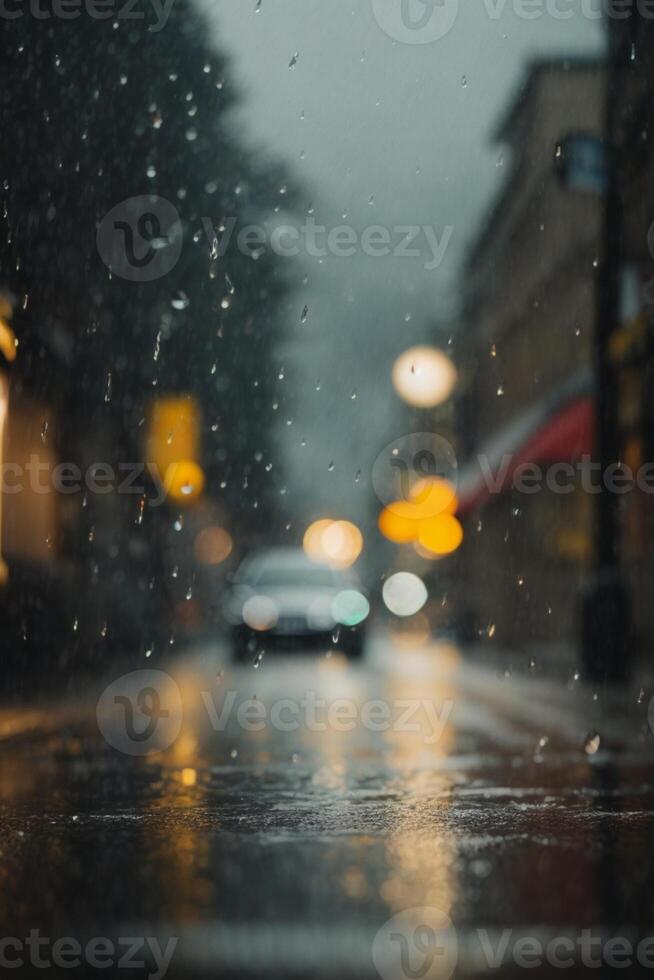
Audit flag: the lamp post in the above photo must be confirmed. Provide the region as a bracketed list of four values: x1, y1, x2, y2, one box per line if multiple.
[579, 12, 632, 683]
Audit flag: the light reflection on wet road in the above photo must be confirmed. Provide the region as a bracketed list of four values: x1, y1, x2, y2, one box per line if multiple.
[0, 635, 653, 978]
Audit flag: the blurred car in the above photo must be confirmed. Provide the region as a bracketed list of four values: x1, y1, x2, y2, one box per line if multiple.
[223, 548, 369, 661]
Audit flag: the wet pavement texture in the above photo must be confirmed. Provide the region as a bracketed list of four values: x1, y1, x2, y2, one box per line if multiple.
[1, 635, 653, 978]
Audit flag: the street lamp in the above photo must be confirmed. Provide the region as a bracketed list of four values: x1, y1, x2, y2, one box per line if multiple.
[392, 346, 457, 409]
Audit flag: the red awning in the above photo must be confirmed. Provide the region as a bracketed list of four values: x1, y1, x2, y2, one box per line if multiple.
[457, 392, 595, 516]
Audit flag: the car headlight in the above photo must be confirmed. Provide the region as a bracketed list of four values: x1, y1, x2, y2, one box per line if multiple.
[331, 590, 370, 627]
[242, 595, 279, 631]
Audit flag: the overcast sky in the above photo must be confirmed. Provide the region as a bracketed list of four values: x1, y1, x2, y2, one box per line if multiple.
[200, 0, 603, 535]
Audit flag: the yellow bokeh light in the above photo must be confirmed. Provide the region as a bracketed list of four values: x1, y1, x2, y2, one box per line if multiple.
[413, 540, 445, 561]
[408, 478, 457, 516]
[386, 479, 457, 521]
[303, 519, 363, 569]
[181, 767, 197, 787]
[0, 318, 17, 363]
[418, 514, 464, 556]
[165, 459, 205, 504]
[378, 507, 417, 544]
[379, 478, 459, 545]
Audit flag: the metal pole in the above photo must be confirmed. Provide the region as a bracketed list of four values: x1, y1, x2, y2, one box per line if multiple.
[580, 11, 630, 684]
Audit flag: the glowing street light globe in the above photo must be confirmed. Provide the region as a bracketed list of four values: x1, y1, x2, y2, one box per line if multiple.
[392, 346, 457, 408]
[303, 519, 363, 569]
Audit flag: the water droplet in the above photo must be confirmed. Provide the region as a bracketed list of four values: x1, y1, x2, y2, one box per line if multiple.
[171, 291, 190, 311]
[288, 51, 299, 69]
[584, 731, 601, 756]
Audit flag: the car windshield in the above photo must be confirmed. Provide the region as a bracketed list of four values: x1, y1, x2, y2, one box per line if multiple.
[252, 566, 338, 588]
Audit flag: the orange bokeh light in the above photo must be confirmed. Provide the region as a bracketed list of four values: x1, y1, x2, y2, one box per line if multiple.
[194, 526, 233, 566]
[418, 513, 464, 556]
[378, 478, 462, 555]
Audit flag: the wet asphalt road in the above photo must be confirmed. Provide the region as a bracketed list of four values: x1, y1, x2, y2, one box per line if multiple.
[1, 633, 653, 978]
